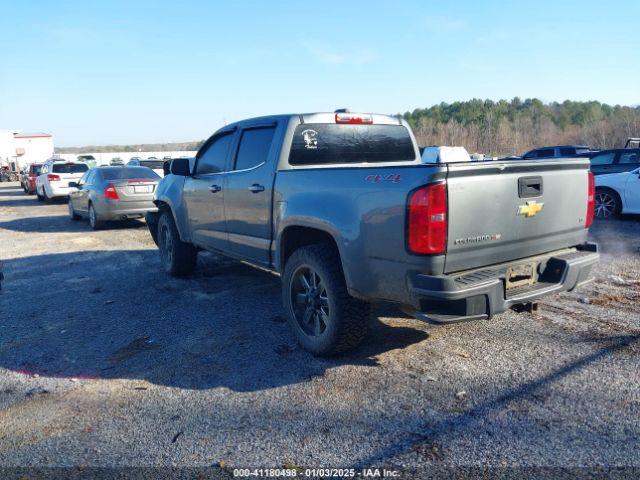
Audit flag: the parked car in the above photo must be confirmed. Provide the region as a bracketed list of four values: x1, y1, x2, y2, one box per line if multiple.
[35, 160, 89, 202]
[68, 166, 160, 229]
[594, 168, 640, 218]
[127, 158, 165, 177]
[110, 157, 125, 166]
[520, 145, 594, 160]
[145, 111, 599, 355]
[586, 149, 640, 176]
[77, 155, 97, 169]
[20, 163, 43, 194]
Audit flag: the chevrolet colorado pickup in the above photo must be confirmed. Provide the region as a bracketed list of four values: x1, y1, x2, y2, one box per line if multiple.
[147, 112, 599, 355]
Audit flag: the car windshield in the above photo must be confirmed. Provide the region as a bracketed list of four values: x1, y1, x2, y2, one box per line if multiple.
[52, 163, 89, 174]
[100, 167, 160, 180]
[140, 160, 165, 169]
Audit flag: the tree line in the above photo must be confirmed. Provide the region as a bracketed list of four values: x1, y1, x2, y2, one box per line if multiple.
[57, 99, 640, 156]
[402, 98, 640, 156]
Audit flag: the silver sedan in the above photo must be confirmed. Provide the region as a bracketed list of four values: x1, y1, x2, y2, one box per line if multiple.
[68, 166, 160, 229]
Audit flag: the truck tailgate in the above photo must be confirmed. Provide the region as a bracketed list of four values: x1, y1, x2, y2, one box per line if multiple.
[444, 158, 591, 274]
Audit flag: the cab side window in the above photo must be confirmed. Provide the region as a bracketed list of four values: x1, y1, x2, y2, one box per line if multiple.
[233, 127, 276, 171]
[559, 147, 576, 156]
[535, 148, 555, 158]
[195, 132, 234, 175]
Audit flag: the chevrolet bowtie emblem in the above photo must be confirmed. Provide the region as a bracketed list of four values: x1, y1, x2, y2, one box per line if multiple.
[518, 201, 544, 217]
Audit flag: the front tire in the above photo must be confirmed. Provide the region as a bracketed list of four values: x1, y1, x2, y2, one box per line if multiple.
[68, 201, 81, 221]
[282, 244, 370, 356]
[157, 211, 197, 276]
[595, 188, 621, 218]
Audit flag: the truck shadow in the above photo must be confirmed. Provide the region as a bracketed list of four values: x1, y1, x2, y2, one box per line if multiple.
[0, 250, 428, 392]
[353, 332, 640, 466]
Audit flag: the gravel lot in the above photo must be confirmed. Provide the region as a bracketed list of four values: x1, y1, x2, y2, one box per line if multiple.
[0, 181, 638, 472]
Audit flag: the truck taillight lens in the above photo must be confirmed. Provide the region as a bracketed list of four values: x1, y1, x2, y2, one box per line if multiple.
[586, 171, 595, 228]
[47, 174, 60, 181]
[104, 184, 119, 200]
[408, 182, 448, 254]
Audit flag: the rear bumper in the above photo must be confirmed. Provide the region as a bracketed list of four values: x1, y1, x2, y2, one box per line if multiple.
[99, 200, 158, 221]
[47, 183, 76, 198]
[408, 243, 599, 324]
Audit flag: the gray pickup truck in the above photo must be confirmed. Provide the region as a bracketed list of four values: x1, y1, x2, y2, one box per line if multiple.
[147, 111, 599, 355]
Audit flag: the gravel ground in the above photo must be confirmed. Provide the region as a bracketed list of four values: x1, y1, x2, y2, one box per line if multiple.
[0, 181, 638, 472]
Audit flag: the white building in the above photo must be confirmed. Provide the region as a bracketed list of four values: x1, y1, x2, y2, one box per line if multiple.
[0, 130, 54, 170]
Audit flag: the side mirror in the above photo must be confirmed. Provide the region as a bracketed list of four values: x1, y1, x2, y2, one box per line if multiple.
[170, 157, 191, 176]
[68, 181, 79, 188]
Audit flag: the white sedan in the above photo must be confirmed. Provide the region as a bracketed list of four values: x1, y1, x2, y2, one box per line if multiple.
[594, 168, 640, 217]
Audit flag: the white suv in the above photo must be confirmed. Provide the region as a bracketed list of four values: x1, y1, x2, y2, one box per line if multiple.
[36, 160, 89, 202]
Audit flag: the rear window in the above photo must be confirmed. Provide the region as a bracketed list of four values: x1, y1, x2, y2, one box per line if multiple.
[101, 167, 160, 180]
[52, 163, 89, 174]
[288, 124, 415, 165]
[31, 165, 42, 175]
[140, 160, 165, 169]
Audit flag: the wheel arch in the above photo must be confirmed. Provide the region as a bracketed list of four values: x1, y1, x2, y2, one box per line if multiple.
[595, 186, 623, 215]
[277, 225, 356, 295]
[154, 199, 191, 242]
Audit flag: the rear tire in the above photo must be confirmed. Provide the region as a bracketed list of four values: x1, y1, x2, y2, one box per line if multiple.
[157, 211, 197, 276]
[595, 188, 621, 218]
[282, 244, 370, 356]
[43, 188, 52, 204]
[89, 204, 103, 230]
[36, 187, 44, 202]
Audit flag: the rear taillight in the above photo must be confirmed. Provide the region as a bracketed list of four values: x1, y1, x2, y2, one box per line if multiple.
[104, 184, 119, 200]
[407, 182, 448, 254]
[47, 174, 60, 181]
[335, 112, 373, 124]
[586, 171, 595, 228]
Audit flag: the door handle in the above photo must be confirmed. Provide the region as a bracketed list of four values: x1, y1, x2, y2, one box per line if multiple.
[248, 184, 265, 193]
[210, 184, 222, 193]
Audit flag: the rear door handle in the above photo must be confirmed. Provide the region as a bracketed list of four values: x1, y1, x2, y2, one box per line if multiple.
[248, 184, 265, 193]
[210, 184, 222, 193]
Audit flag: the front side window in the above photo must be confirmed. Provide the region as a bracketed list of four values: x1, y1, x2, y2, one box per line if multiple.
[559, 147, 576, 156]
[590, 152, 615, 166]
[196, 132, 234, 175]
[619, 152, 639, 164]
[78, 171, 90, 185]
[535, 148, 555, 158]
[289, 124, 415, 166]
[234, 127, 276, 171]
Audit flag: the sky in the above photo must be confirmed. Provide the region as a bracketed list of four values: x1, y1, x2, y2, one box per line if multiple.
[0, 0, 638, 146]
